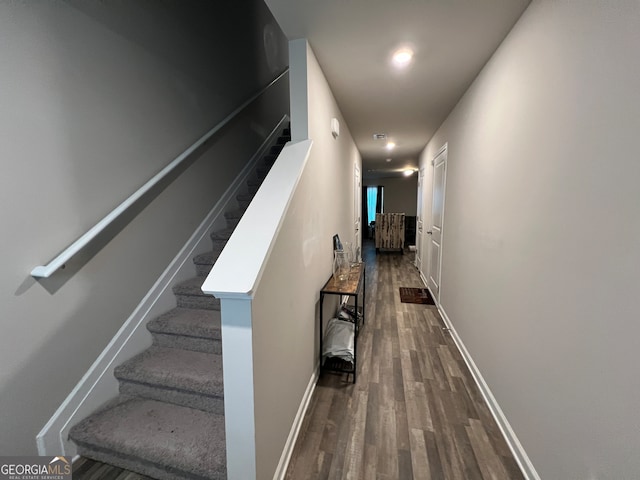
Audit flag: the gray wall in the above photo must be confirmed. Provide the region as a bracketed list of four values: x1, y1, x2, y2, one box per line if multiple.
[419, 1, 640, 478]
[0, 0, 288, 455]
[252, 40, 361, 479]
[365, 176, 418, 217]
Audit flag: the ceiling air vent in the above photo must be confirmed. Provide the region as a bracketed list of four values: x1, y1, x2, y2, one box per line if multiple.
[373, 133, 386, 140]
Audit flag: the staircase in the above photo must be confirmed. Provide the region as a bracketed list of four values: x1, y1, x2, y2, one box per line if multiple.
[69, 126, 290, 480]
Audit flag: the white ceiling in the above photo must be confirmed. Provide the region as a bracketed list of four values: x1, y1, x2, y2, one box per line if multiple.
[264, 0, 531, 178]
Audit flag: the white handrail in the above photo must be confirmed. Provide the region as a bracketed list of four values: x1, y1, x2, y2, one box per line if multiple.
[31, 69, 289, 278]
[201, 139, 313, 299]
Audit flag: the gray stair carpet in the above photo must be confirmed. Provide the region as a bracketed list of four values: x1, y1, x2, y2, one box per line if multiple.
[147, 308, 221, 353]
[69, 125, 290, 479]
[71, 397, 226, 480]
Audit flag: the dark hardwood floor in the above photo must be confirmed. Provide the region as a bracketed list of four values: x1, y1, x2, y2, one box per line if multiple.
[72, 456, 152, 479]
[284, 241, 524, 480]
[74, 240, 523, 480]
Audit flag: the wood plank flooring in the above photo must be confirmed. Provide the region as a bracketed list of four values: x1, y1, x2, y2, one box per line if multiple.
[284, 241, 524, 480]
[74, 241, 523, 480]
[72, 457, 152, 479]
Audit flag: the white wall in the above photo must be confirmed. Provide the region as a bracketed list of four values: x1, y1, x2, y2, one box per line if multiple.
[419, 1, 640, 478]
[365, 176, 418, 216]
[0, 0, 289, 455]
[251, 39, 361, 479]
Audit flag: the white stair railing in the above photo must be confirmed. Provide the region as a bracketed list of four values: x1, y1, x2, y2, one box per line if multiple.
[31, 68, 289, 278]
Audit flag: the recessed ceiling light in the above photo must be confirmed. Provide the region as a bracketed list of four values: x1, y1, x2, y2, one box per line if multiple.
[403, 169, 415, 176]
[386, 158, 392, 163]
[392, 47, 414, 69]
[386, 142, 395, 151]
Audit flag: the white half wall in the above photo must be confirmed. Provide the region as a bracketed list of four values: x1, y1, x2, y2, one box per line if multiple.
[419, 1, 640, 478]
[251, 39, 362, 479]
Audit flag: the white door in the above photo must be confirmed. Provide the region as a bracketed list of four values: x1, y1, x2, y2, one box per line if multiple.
[416, 168, 425, 268]
[354, 164, 362, 258]
[428, 144, 447, 301]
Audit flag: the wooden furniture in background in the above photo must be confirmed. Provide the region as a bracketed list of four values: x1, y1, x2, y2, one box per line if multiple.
[375, 212, 405, 253]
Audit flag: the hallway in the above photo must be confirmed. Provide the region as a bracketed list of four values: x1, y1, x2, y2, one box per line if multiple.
[285, 241, 524, 479]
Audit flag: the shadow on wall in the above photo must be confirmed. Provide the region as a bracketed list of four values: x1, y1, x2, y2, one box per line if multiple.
[22, 115, 239, 295]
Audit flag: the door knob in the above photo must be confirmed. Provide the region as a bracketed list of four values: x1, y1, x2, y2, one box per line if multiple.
[426, 230, 433, 235]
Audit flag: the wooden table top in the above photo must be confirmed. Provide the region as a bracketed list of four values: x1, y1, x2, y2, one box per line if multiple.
[321, 263, 364, 295]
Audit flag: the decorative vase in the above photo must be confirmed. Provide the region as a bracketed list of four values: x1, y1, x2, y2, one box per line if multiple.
[353, 245, 361, 265]
[342, 242, 353, 263]
[333, 250, 350, 282]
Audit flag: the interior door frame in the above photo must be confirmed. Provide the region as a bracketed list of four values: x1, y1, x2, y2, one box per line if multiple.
[354, 163, 362, 255]
[416, 167, 425, 269]
[428, 143, 447, 303]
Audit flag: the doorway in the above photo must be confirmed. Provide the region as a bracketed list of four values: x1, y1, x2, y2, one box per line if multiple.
[354, 164, 361, 251]
[428, 144, 447, 302]
[416, 167, 425, 269]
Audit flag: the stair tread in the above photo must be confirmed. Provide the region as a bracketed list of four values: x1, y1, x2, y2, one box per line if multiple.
[193, 249, 223, 266]
[70, 397, 225, 479]
[210, 228, 234, 240]
[236, 192, 254, 201]
[115, 346, 223, 397]
[224, 208, 245, 219]
[173, 277, 210, 296]
[147, 308, 221, 340]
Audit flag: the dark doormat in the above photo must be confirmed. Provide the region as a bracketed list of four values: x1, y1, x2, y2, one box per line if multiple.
[399, 287, 435, 305]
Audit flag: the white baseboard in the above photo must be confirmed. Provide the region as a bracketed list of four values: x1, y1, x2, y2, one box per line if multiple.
[434, 302, 540, 480]
[419, 269, 428, 289]
[273, 366, 319, 480]
[36, 115, 289, 457]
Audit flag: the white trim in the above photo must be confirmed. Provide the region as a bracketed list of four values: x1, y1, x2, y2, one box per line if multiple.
[272, 366, 319, 480]
[419, 269, 429, 288]
[428, 295, 540, 480]
[219, 298, 257, 480]
[36, 116, 289, 456]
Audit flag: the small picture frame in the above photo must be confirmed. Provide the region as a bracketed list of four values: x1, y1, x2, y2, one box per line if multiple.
[333, 234, 343, 251]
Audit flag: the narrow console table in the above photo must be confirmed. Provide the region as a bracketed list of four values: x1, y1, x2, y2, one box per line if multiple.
[319, 263, 365, 383]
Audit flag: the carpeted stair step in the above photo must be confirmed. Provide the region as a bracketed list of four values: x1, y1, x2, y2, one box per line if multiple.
[262, 154, 277, 166]
[210, 228, 234, 251]
[236, 192, 254, 209]
[270, 144, 284, 155]
[247, 176, 262, 188]
[69, 396, 226, 480]
[236, 192, 254, 203]
[114, 346, 224, 414]
[193, 248, 224, 277]
[224, 209, 246, 221]
[224, 208, 245, 229]
[173, 277, 220, 310]
[236, 193, 255, 210]
[147, 308, 221, 354]
[256, 166, 270, 179]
